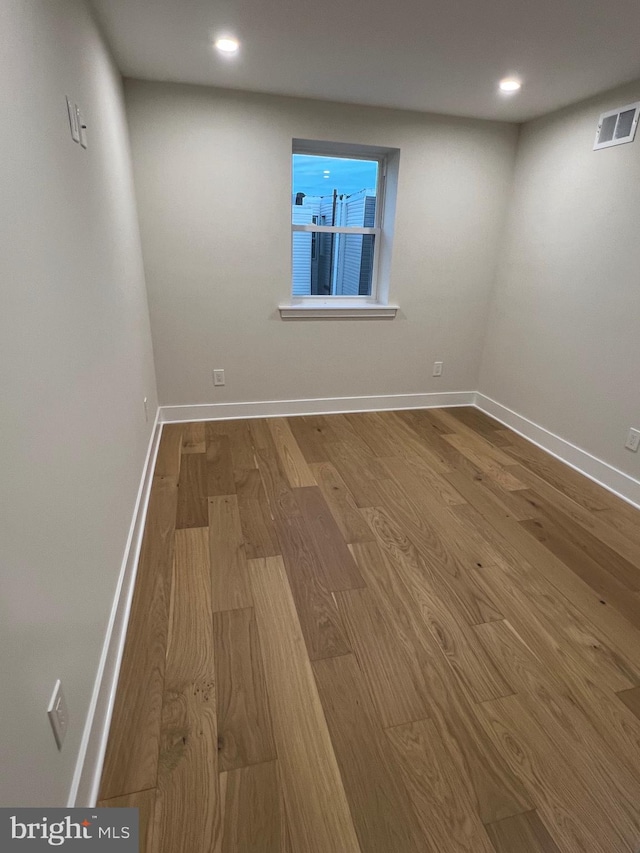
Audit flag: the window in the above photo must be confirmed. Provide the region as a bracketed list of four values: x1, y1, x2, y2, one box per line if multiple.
[282, 139, 399, 319]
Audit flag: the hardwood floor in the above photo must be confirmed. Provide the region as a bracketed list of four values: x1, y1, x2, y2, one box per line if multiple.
[99, 408, 640, 853]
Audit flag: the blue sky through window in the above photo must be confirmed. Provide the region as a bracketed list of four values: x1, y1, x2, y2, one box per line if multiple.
[293, 154, 378, 197]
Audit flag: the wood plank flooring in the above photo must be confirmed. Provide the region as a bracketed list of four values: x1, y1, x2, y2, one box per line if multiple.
[100, 407, 640, 853]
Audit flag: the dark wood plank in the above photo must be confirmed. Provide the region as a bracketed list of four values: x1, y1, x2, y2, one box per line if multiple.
[521, 515, 640, 623]
[485, 811, 562, 853]
[224, 419, 257, 473]
[309, 460, 375, 544]
[234, 466, 264, 499]
[236, 469, 281, 559]
[286, 416, 331, 463]
[521, 494, 640, 590]
[294, 485, 365, 591]
[100, 475, 177, 800]
[617, 685, 640, 721]
[344, 411, 401, 457]
[509, 464, 640, 571]
[176, 452, 208, 528]
[213, 608, 276, 772]
[220, 761, 290, 853]
[209, 495, 253, 611]
[181, 421, 205, 454]
[206, 430, 236, 496]
[323, 413, 380, 458]
[274, 511, 350, 660]
[250, 419, 300, 522]
[502, 432, 615, 511]
[312, 653, 426, 853]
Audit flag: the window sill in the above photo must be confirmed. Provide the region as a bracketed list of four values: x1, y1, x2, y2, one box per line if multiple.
[279, 302, 398, 320]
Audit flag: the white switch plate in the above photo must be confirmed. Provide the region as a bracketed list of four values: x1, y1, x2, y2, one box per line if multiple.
[625, 428, 640, 452]
[47, 680, 68, 750]
[433, 361, 443, 377]
[66, 97, 80, 143]
[213, 369, 225, 386]
[143, 397, 149, 423]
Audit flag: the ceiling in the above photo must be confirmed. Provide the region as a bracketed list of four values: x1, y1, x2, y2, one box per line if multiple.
[90, 0, 640, 122]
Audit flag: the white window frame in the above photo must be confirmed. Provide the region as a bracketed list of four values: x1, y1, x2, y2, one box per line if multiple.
[281, 140, 399, 319]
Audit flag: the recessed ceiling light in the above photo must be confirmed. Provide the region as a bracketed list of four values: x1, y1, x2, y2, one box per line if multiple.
[323, 170, 330, 174]
[215, 36, 240, 54]
[499, 78, 521, 93]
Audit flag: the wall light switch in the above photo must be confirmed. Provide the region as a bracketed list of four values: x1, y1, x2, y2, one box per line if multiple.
[433, 361, 443, 377]
[47, 680, 68, 750]
[625, 428, 640, 452]
[66, 97, 80, 143]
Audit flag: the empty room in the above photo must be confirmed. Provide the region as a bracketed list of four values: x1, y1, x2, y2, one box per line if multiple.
[2, 0, 640, 850]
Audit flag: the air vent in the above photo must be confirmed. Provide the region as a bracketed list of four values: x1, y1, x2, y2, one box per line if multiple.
[594, 102, 640, 150]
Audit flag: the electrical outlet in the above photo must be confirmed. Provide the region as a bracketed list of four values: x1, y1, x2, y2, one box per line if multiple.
[433, 361, 443, 377]
[143, 397, 148, 423]
[47, 680, 68, 750]
[625, 428, 640, 452]
[213, 369, 225, 387]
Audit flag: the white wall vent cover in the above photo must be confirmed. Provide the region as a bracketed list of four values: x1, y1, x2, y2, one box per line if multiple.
[594, 101, 640, 150]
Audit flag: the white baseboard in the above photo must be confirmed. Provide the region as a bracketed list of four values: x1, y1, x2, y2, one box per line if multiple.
[475, 393, 640, 510]
[159, 391, 476, 423]
[68, 409, 163, 807]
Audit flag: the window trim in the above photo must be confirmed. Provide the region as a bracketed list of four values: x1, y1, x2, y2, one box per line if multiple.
[284, 141, 396, 316]
[279, 298, 398, 320]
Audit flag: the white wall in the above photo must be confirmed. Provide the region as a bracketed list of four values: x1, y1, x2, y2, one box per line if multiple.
[124, 80, 518, 406]
[480, 80, 640, 477]
[0, 0, 157, 805]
